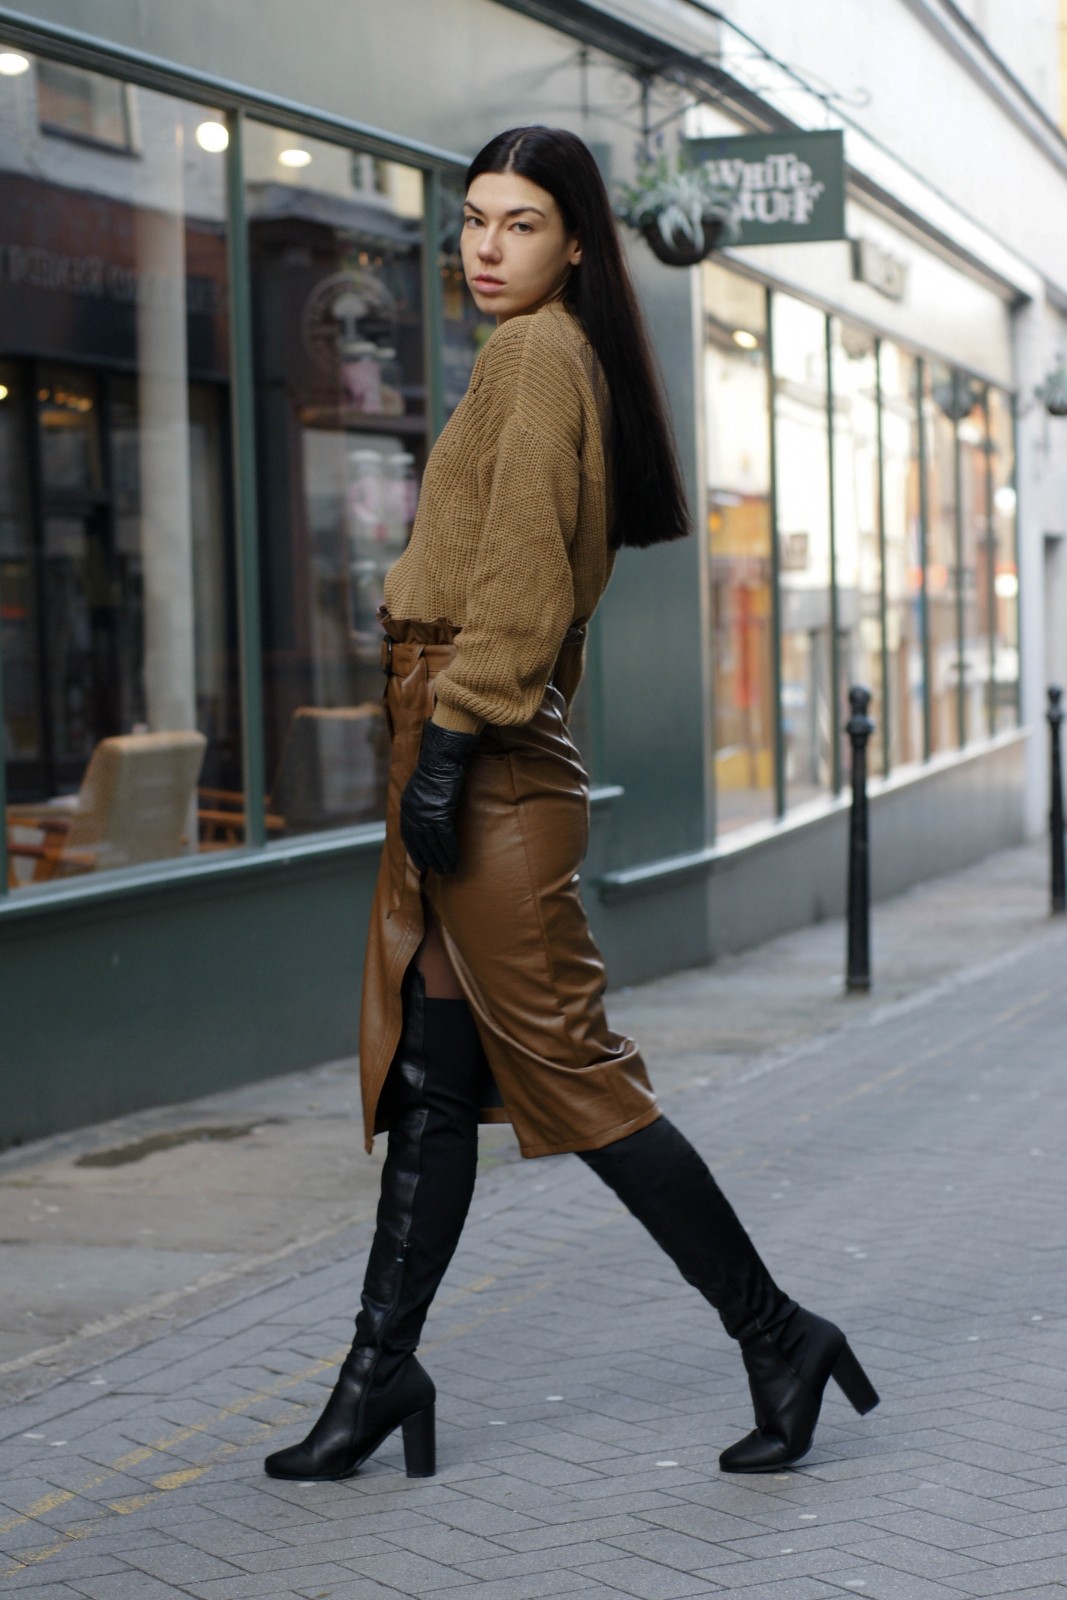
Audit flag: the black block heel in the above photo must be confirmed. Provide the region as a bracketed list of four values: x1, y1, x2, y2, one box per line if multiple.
[831, 1342, 880, 1415]
[401, 1405, 436, 1477]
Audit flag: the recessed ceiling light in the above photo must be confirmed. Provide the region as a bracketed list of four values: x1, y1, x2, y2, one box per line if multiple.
[279, 147, 312, 168]
[732, 329, 759, 350]
[0, 52, 31, 76]
[0, 384, 9, 401]
[195, 120, 229, 153]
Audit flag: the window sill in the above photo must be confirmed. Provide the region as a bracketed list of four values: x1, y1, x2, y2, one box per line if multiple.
[0, 784, 626, 923]
[597, 727, 1029, 903]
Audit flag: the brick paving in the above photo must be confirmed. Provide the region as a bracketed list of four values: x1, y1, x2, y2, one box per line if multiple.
[4, 866, 1067, 1596]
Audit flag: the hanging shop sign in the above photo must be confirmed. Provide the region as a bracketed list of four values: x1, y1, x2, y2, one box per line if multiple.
[684, 130, 845, 247]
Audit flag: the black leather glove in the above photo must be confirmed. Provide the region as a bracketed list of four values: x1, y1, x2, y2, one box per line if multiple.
[399, 720, 479, 876]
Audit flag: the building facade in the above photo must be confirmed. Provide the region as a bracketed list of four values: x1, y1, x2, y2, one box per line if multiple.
[1, 0, 1065, 1145]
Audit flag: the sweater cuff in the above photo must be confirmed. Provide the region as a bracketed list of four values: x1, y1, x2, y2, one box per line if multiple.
[431, 700, 486, 736]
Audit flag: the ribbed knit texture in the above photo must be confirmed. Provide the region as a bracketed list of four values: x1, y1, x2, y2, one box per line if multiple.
[384, 299, 615, 734]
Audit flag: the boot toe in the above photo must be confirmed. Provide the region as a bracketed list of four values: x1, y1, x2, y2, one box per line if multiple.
[264, 1442, 315, 1480]
[719, 1427, 810, 1473]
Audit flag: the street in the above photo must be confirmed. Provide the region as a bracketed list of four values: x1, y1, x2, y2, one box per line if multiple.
[3, 841, 1067, 1598]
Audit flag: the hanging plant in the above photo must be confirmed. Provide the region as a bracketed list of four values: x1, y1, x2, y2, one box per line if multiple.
[616, 150, 740, 267]
[1035, 356, 1067, 418]
[932, 374, 982, 422]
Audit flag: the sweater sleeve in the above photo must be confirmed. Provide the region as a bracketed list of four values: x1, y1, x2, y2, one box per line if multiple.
[430, 322, 582, 734]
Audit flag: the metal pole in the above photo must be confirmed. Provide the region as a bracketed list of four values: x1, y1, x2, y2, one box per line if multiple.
[1048, 685, 1066, 916]
[846, 684, 875, 991]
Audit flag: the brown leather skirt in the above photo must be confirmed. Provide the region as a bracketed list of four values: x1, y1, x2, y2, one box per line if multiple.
[359, 613, 660, 1159]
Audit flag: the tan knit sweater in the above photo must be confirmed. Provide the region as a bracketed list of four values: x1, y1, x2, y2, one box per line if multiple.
[384, 298, 615, 734]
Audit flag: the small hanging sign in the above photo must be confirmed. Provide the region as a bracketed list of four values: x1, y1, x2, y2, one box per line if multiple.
[684, 130, 845, 246]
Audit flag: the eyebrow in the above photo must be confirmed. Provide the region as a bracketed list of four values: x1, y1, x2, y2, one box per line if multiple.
[463, 202, 546, 219]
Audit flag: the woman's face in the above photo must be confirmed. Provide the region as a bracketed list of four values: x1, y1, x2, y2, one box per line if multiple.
[461, 171, 581, 323]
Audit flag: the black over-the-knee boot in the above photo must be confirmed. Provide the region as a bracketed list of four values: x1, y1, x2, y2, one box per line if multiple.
[579, 1116, 878, 1472]
[265, 973, 483, 1481]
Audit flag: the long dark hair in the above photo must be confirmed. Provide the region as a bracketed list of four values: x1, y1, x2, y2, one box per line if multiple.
[465, 126, 690, 550]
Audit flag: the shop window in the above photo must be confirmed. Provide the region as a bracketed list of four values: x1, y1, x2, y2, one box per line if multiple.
[37, 61, 135, 152]
[703, 262, 775, 832]
[772, 294, 832, 806]
[439, 175, 493, 418]
[830, 321, 884, 777]
[878, 344, 924, 769]
[244, 122, 427, 837]
[1, 51, 240, 889]
[0, 365, 39, 773]
[922, 363, 964, 753]
[957, 377, 992, 742]
[986, 388, 1019, 730]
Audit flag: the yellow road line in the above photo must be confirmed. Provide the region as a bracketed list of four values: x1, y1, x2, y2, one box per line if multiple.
[0, 1273, 550, 1576]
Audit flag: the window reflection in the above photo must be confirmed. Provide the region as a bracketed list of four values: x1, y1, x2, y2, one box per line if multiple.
[439, 176, 493, 418]
[0, 365, 39, 769]
[830, 322, 883, 776]
[986, 388, 1018, 729]
[879, 345, 924, 768]
[246, 123, 426, 836]
[703, 262, 774, 831]
[957, 380, 991, 742]
[923, 363, 965, 752]
[1, 51, 240, 887]
[37, 61, 134, 151]
[773, 295, 832, 805]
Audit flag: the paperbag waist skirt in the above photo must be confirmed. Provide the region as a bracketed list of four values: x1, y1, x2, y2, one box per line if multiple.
[358, 612, 660, 1159]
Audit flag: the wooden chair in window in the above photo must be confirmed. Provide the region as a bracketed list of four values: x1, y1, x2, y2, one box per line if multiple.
[6, 731, 208, 886]
[198, 704, 388, 846]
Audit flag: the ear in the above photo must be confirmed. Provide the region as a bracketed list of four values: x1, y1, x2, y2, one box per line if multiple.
[569, 238, 582, 266]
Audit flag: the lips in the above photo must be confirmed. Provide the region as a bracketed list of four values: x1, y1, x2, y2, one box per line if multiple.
[473, 275, 505, 289]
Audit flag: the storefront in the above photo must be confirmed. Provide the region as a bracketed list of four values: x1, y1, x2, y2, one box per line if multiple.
[701, 253, 1019, 833]
[0, 0, 1030, 1146]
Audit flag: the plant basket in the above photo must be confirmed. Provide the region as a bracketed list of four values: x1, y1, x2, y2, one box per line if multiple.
[1036, 358, 1067, 417]
[641, 215, 725, 267]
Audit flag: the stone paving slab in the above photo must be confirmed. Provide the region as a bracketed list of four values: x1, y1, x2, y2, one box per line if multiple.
[4, 845, 1067, 1596]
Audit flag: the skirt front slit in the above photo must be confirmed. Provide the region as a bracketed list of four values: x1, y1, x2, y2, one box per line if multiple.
[359, 614, 660, 1158]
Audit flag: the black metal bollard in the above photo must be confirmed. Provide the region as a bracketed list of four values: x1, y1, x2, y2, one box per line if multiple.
[846, 685, 875, 992]
[1048, 686, 1066, 915]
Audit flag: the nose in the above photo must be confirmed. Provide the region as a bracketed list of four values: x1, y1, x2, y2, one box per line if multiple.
[477, 225, 502, 263]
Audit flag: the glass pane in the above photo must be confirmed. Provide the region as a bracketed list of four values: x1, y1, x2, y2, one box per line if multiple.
[0, 365, 41, 774]
[37, 61, 133, 150]
[987, 388, 1019, 729]
[879, 345, 924, 768]
[440, 174, 492, 417]
[773, 294, 832, 806]
[830, 322, 884, 777]
[703, 263, 774, 832]
[1, 52, 241, 888]
[247, 122, 427, 836]
[923, 363, 962, 753]
[38, 367, 102, 495]
[958, 382, 991, 742]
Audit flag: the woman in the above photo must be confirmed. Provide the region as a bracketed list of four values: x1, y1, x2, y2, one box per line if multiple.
[264, 125, 878, 1485]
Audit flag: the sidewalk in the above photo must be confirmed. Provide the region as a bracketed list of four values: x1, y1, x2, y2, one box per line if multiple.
[3, 839, 1067, 1598]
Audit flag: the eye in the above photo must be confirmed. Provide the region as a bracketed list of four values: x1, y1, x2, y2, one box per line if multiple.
[462, 214, 481, 229]
[511, 221, 533, 234]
